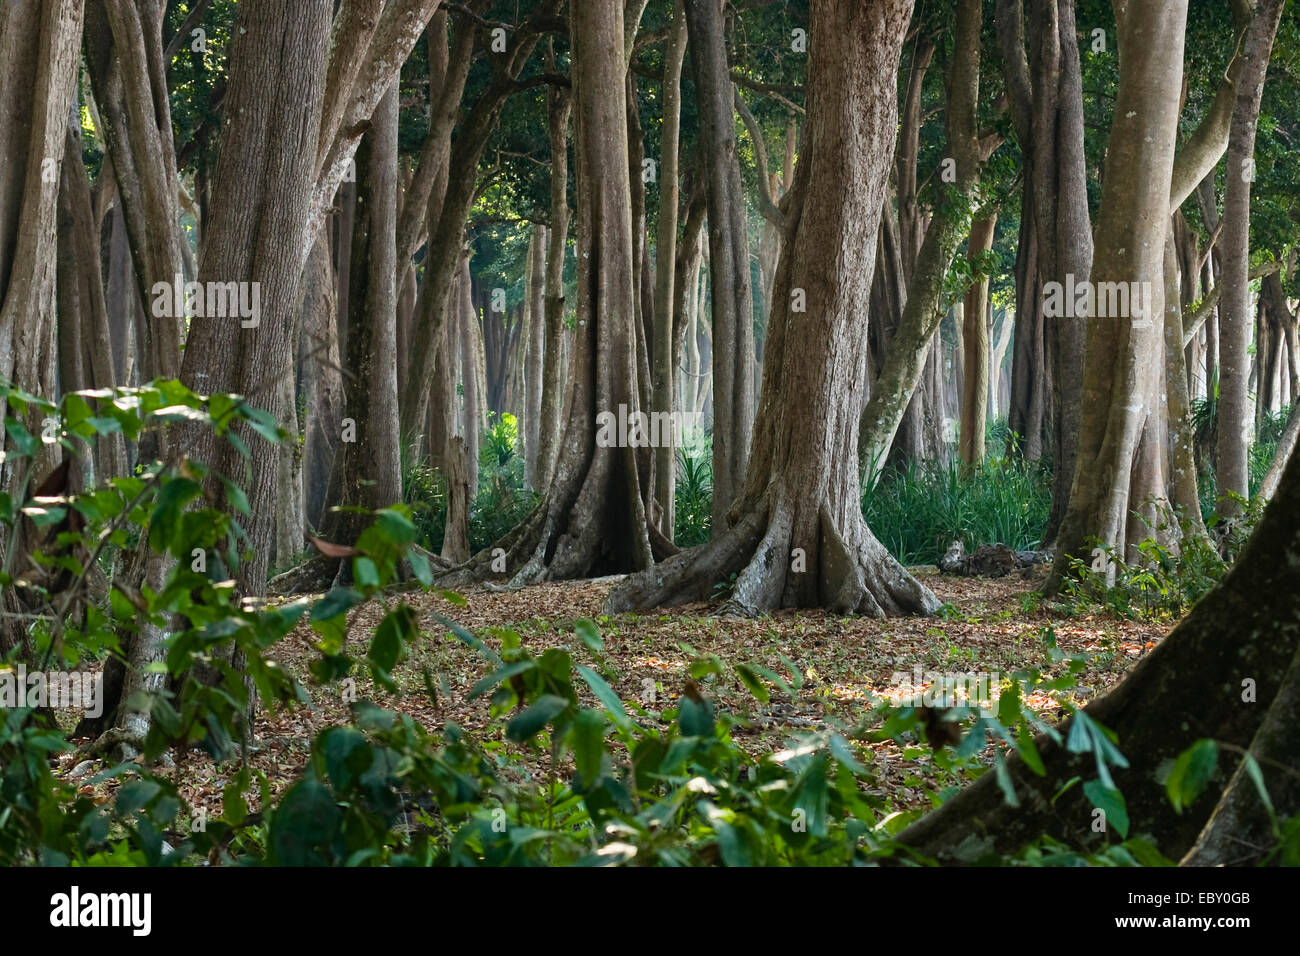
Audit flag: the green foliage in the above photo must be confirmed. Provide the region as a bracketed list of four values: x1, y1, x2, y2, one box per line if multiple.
[673, 449, 713, 548]
[1059, 505, 1226, 621]
[401, 413, 538, 557]
[2, 381, 1281, 868]
[863, 456, 1052, 566]
[473, 412, 538, 551]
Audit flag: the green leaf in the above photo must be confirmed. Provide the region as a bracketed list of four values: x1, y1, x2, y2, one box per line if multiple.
[468, 660, 536, 700]
[1165, 739, 1218, 814]
[1083, 780, 1129, 838]
[407, 548, 432, 587]
[1241, 753, 1276, 825]
[506, 694, 569, 743]
[735, 663, 770, 703]
[574, 619, 603, 653]
[993, 753, 1020, 807]
[321, 727, 374, 791]
[576, 665, 629, 723]
[678, 694, 714, 738]
[311, 587, 364, 623]
[569, 708, 607, 783]
[354, 557, 380, 590]
[368, 612, 405, 676]
[270, 778, 341, 865]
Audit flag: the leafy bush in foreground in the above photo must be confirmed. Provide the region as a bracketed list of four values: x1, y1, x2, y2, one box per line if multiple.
[4, 381, 1280, 867]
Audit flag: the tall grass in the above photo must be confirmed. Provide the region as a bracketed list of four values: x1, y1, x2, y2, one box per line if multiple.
[862, 457, 1052, 565]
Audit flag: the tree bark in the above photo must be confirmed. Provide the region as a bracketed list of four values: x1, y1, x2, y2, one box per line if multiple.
[523, 223, 547, 487]
[1047, 0, 1188, 593]
[1216, 0, 1285, 519]
[959, 213, 996, 469]
[610, 0, 938, 618]
[536, 52, 572, 489]
[683, 0, 755, 531]
[440, 0, 658, 587]
[321, 82, 402, 548]
[858, 0, 988, 474]
[651, 0, 688, 539]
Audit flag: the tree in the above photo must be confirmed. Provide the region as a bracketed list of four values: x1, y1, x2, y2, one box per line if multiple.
[442, 0, 664, 586]
[609, 0, 939, 617]
[0, 0, 85, 659]
[898, 375, 1300, 865]
[1216, 0, 1287, 521]
[857, 0, 999, 476]
[651, 0, 689, 539]
[321, 83, 402, 552]
[959, 212, 997, 469]
[683, 0, 756, 530]
[1046, 0, 1189, 592]
[535, 40, 573, 490]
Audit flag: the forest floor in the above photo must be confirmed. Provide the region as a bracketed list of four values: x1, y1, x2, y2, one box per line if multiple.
[59, 568, 1168, 818]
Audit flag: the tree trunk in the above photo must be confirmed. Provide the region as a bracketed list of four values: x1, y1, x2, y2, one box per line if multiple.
[0, 0, 84, 624]
[536, 56, 573, 490]
[459, 257, 483, 503]
[440, 434, 471, 563]
[178, 0, 333, 592]
[440, 0, 659, 586]
[1216, 0, 1285, 519]
[83, 0, 183, 381]
[523, 223, 547, 488]
[652, 0, 688, 539]
[1047, 0, 1188, 593]
[858, 0, 988, 474]
[959, 213, 997, 469]
[299, 229, 342, 530]
[321, 82, 402, 548]
[683, 0, 755, 531]
[399, 1, 561, 441]
[610, 0, 938, 618]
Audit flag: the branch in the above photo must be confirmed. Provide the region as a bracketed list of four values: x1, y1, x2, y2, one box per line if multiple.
[163, 0, 215, 67]
[734, 89, 784, 229]
[728, 71, 805, 115]
[1182, 261, 1281, 348]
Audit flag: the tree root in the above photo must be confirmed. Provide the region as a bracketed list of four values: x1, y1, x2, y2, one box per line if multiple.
[607, 496, 940, 617]
[79, 726, 146, 763]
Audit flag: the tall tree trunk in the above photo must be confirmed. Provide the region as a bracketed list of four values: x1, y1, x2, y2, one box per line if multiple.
[321, 83, 402, 548]
[959, 213, 997, 469]
[441, 0, 660, 586]
[610, 0, 938, 618]
[300, 228, 342, 530]
[83, 0, 184, 381]
[399, 1, 561, 441]
[1047, 0, 1188, 593]
[523, 223, 547, 488]
[683, 0, 755, 531]
[178, 0, 333, 590]
[651, 0, 688, 539]
[536, 56, 572, 489]
[56, 119, 127, 482]
[459, 256, 482, 503]
[858, 0, 989, 474]
[0, 0, 85, 620]
[1216, 0, 1285, 520]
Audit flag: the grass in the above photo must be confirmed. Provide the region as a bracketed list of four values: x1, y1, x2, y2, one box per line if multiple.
[862, 456, 1052, 566]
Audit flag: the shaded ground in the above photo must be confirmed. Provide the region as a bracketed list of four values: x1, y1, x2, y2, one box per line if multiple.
[57, 568, 1167, 820]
